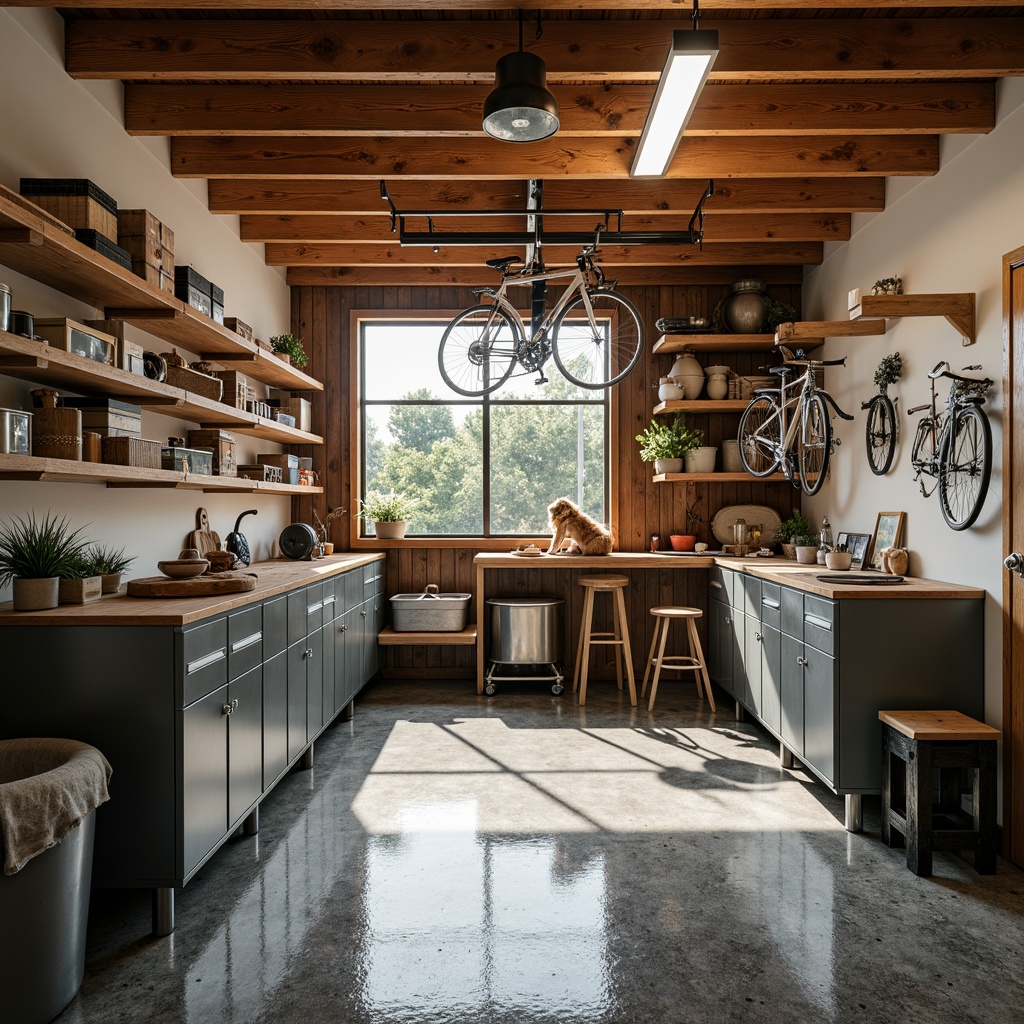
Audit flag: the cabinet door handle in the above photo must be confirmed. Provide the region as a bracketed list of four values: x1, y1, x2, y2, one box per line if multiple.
[724, 616, 731, 625]
[805, 613, 832, 632]
[307, 600, 324, 615]
[231, 631, 262, 653]
[221, 699, 238, 716]
[710, 580, 723, 590]
[323, 595, 336, 607]
[796, 656, 808, 667]
[340, 624, 348, 632]
[186, 648, 226, 675]
[755, 632, 763, 642]
[303, 647, 313, 659]
[763, 598, 781, 610]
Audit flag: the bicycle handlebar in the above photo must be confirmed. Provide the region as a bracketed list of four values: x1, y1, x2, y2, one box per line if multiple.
[927, 360, 991, 386]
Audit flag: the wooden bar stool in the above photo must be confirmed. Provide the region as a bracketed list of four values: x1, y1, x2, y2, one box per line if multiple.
[572, 574, 636, 707]
[640, 607, 716, 713]
[879, 710, 1000, 876]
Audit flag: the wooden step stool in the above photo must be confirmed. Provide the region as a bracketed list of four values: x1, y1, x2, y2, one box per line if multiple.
[879, 710, 1000, 876]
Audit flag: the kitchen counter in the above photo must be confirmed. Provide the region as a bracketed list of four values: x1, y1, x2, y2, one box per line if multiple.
[0, 553, 385, 626]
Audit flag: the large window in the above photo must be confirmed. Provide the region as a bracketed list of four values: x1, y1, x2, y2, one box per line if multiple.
[359, 317, 609, 538]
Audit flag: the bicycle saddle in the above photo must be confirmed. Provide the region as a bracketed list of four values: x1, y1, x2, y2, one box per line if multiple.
[768, 364, 795, 376]
[485, 256, 523, 273]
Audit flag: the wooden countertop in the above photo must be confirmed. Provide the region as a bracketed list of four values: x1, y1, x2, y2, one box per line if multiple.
[474, 551, 984, 600]
[0, 553, 385, 627]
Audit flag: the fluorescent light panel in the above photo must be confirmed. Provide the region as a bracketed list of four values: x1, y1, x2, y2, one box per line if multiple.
[630, 29, 719, 178]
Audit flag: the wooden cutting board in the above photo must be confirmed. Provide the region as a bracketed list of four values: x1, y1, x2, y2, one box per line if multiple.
[127, 572, 257, 598]
[187, 507, 221, 558]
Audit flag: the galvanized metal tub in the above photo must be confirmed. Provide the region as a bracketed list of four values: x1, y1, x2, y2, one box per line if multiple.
[487, 596, 564, 664]
[391, 590, 472, 631]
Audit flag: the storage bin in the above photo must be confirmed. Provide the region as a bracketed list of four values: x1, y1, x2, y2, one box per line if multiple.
[391, 588, 472, 632]
[237, 463, 283, 483]
[82, 431, 102, 463]
[34, 318, 117, 367]
[187, 429, 237, 476]
[32, 406, 81, 461]
[73, 229, 132, 272]
[0, 408, 32, 455]
[63, 398, 141, 438]
[174, 266, 213, 318]
[161, 445, 214, 475]
[487, 596, 564, 664]
[257, 452, 299, 484]
[164, 363, 223, 402]
[223, 317, 253, 342]
[211, 369, 249, 409]
[20, 177, 118, 239]
[102, 435, 161, 469]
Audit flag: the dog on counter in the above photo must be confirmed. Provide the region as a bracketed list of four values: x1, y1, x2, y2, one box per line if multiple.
[547, 497, 613, 556]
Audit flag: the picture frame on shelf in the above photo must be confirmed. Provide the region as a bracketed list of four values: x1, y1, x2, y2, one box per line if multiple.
[868, 511, 906, 568]
[837, 532, 872, 571]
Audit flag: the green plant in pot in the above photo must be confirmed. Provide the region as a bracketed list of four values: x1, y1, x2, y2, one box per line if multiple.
[269, 333, 309, 368]
[635, 415, 703, 476]
[357, 490, 418, 540]
[763, 298, 799, 333]
[775, 509, 813, 559]
[58, 549, 104, 605]
[792, 533, 820, 565]
[85, 544, 135, 594]
[0, 512, 89, 611]
[825, 541, 852, 571]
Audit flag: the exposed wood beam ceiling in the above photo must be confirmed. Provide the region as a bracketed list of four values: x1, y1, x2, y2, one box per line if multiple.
[22, 4, 1021, 284]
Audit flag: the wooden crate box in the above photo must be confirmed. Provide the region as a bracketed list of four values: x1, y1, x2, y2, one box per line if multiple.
[187, 429, 237, 476]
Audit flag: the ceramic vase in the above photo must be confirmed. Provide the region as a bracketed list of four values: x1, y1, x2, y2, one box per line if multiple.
[11, 576, 59, 611]
[825, 551, 853, 571]
[653, 458, 683, 475]
[374, 520, 407, 540]
[685, 447, 717, 474]
[721, 280, 768, 333]
[705, 365, 730, 401]
[795, 545, 819, 565]
[721, 440, 743, 473]
[669, 352, 704, 399]
[101, 572, 122, 594]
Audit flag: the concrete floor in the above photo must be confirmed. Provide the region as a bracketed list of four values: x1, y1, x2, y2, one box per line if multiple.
[60, 678, 1024, 1024]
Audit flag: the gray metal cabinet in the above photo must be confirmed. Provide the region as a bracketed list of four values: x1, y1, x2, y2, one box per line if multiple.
[287, 639, 309, 762]
[305, 625, 325, 740]
[228, 664, 264, 827]
[263, 650, 288, 788]
[759, 622, 782, 736]
[181, 683, 229, 878]
[780, 633, 805, 755]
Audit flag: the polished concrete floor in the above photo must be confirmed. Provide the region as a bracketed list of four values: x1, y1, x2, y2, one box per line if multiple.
[61, 678, 1024, 1024]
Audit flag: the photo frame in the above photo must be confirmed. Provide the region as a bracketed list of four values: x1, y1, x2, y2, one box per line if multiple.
[869, 511, 906, 568]
[838, 532, 871, 570]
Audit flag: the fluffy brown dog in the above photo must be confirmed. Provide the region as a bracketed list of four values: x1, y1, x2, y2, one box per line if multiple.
[547, 497, 613, 555]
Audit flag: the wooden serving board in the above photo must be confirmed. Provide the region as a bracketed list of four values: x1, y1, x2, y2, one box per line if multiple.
[187, 507, 221, 558]
[127, 572, 257, 598]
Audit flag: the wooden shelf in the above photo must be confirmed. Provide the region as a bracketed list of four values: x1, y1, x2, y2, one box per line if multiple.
[378, 625, 478, 646]
[849, 292, 976, 346]
[0, 453, 322, 494]
[653, 472, 790, 483]
[775, 318, 886, 348]
[654, 399, 749, 414]
[0, 331, 323, 446]
[0, 192, 322, 391]
[653, 333, 778, 354]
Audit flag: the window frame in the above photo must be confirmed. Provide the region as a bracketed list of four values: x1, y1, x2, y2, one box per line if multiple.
[348, 309, 619, 550]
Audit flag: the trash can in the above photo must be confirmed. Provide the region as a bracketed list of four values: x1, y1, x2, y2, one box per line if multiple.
[485, 596, 565, 695]
[0, 738, 112, 1024]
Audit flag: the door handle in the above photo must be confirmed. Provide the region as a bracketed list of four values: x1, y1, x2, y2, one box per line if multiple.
[796, 656, 808, 667]
[755, 632, 763, 642]
[1005, 552, 1024, 577]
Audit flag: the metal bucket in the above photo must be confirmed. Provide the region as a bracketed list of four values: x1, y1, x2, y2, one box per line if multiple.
[487, 596, 564, 664]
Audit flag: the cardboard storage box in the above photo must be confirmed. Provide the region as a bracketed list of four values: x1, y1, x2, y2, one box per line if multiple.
[73, 230, 133, 271]
[237, 463, 283, 483]
[174, 266, 214, 318]
[131, 262, 174, 295]
[187, 429, 237, 477]
[20, 178, 118, 240]
[63, 398, 141, 438]
[223, 317, 253, 342]
[162, 445, 213, 476]
[102, 435, 161, 469]
[267, 391, 312, 432]
[256, 452, 299, 485]
[117, 209, 174, 251]
[211, 284, 225, 325]
[34, 318, 116, 367]
[82, 320, 146, 376]
[211, 369, 249, 410]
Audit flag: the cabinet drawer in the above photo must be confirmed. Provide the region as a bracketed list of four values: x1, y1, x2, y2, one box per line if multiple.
[345, 569, 363, 609]
[304, 582, 325, 634]
[760, 582, 782, 629]
[181, 617, 228, 705]
[803, 595, 836, 656]
[781, 586, 804, 640]
[287, 588, 308, 646]
[263, 595, 287, 658]
[228, 605, 263, 680]
[321, 576, 339, 621]
[364, 561, 385, 595]
[741, 574, 761, 617]
[708, 566, 732, 605]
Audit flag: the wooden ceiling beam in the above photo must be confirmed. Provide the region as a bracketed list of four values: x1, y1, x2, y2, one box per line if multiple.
[67, 19, 1024, 81]
[209, 177, 886, 216]
[34, 1, 1024, 10]
[265, 241, 822, 267]
[287, 264, 807, 288]
[240, 212, 850, 244]
[125, 81, 994, 137]
[172, 134, 938, 179]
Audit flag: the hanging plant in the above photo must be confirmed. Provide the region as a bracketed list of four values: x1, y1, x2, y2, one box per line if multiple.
[874, 351, 903, 393]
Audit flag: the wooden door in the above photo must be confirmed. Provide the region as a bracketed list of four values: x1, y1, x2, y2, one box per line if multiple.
[1003, 244, 1024, 868]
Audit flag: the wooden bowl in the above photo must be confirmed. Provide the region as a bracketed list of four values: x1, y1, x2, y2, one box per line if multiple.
[157, 559, 210, 579]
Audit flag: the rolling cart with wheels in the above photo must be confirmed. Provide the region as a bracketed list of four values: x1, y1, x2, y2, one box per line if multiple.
[485, 597, 564, 696]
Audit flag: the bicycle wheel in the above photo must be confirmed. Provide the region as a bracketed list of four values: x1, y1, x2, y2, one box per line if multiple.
[865, 393, 897, 475]
[438, 304, 520, 397]
[738, 395, 783, 477]
[937, 403, 991, 530]
[551, 288, 643, 389]
[798, 392, 832, 496]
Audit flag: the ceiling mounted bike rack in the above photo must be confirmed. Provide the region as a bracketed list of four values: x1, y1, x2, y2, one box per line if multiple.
[379, 179, 714, 250]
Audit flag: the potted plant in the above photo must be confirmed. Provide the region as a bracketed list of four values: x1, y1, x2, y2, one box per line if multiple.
[85, 544, 135, 594]
[58, 550, 103, 605]
[635, 415, 703, 475]
[775, 509, 813, 559]
[0, 512, 89, 611]
[826, 542, 852, 571]
[763, 297, 799, 333]
[269, 333, 309, 368]
[793, 533, 820, 564]
[357, 490, 417, 540]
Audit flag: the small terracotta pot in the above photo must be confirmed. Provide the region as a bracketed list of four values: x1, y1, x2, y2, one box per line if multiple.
[669, 534, 696, 551]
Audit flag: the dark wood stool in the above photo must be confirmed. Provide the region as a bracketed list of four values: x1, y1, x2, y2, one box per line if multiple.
[879, 710, 1000, 876]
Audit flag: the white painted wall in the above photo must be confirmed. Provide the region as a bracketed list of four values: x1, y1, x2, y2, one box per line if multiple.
[803, 78, 1024, 737]
[0, 9, 295, 596]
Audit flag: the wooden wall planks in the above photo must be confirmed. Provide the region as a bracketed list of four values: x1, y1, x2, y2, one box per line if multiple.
[291, 277, 802, 679]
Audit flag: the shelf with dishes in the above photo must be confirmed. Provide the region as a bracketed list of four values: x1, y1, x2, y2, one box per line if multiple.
[0, 329, 322, 446]
[0, 452, 322, 494]
[0, 190, 320, 392]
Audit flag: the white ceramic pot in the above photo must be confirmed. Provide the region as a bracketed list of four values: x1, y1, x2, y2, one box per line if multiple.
[373, 520, 407, 540]
[684, 446, 717, 473]
[101, 572, 122, 594]
[658, 377, 684, 402]
[653, 458, 683, 475]
[705, 371, 729, 401]
[795, 545, 819, 564]
[721, 439, 743, 472]
[11, 576, 59, 611]
[669, 352, 704, 400]
[825, 551, 853, 571]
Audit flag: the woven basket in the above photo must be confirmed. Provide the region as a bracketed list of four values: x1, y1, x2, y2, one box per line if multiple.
[165, 364, 224, 402]
[102, 435, 162, 469]
[32, 407, 82, 461]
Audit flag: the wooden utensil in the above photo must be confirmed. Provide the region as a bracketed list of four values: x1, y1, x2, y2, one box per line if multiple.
[127, 572, 256, 598]
[187, 507, 221, 557]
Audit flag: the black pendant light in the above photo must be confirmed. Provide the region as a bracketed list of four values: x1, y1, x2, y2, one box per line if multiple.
[482, 11, 559, 143]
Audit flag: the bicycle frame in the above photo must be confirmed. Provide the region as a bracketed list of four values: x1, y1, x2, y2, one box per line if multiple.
[757, 362, 823, 474]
